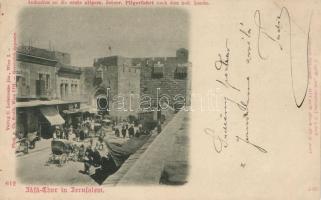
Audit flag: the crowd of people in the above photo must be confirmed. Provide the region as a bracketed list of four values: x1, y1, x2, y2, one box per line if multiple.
[113, 120, 162, 139]
[50, 117, 163, 176]
[50, 116, 110, 174]
[113, 122, 144, 138]
[82, 137, 114, 175]
[53, 117, 104, 142]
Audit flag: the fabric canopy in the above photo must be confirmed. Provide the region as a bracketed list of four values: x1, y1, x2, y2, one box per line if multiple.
[78, 106, 97, 114]
[62, 109, 80, 114]
[40, 107, 65, 126]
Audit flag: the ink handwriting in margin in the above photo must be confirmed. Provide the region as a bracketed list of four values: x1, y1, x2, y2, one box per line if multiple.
[254, 7, 312, 108]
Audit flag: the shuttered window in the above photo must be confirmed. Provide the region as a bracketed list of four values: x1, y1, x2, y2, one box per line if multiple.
[174, 65, 188, 79]
[151, 62, 164, 78]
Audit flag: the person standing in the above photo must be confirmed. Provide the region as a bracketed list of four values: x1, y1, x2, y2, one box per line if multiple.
[121, 126, 127, 138]
[115, 128, 120, 137]
[68, 126, 76, 141]
[79, 129, 85, 141]
[128, 125, 135, 138]
[54, 126, 61, 139]
[75, 123, 80, 142]
[64, 126, 69, 140]
[135, 129, 140, 137]
[157, 121, 162, 134]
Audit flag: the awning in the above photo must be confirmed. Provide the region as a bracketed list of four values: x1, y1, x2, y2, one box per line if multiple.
[79, 106, 98, 114]
[39, 107, 65, 126]
[16, 99, 87, 108]
[62, 109, 81, 114]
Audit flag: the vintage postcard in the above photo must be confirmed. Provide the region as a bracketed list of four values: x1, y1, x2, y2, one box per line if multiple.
[0, 0, 320, 199]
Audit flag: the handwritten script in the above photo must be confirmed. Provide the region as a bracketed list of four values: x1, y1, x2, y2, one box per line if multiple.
[205, 5, 312, 154]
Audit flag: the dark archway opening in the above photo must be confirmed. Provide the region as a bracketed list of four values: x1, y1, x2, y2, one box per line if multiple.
[94, 87, 110, 116]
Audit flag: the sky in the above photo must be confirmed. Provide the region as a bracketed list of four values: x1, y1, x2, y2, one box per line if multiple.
[18, 8, 189, 67]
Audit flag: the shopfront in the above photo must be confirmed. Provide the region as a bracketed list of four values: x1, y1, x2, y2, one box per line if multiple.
[39, 106, 65, 139]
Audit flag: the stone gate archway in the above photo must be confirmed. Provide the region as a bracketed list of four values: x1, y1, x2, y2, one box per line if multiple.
[92, 86, 110, 115]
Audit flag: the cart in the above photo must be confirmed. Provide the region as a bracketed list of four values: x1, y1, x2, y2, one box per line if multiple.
[47, 139, 73, 167]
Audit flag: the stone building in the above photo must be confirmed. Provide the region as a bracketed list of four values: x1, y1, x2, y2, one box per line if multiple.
[80, 66, 95, 101]
[85, 48, 191, 122]
[56, 64, 82, 101]
[92, 56, 141, 122]
[133, 48, 191, 110]
[16, 46, 58, 100]
[16, 46, 85, 139]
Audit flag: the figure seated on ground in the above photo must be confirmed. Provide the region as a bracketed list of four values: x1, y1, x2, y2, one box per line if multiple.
[89, 152, 118, 185]
[78, 144, 85, 161]
[100, 153, 117, 173]
[82, 147, 101, 174]
[82, 137, 110, 174]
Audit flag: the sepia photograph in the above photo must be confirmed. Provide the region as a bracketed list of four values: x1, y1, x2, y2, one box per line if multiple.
[15, 7, 191, 186]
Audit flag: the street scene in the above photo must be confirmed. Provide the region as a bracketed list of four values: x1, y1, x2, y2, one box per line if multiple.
[17, 124, 154, 185]
[16, 8, 191, 185]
